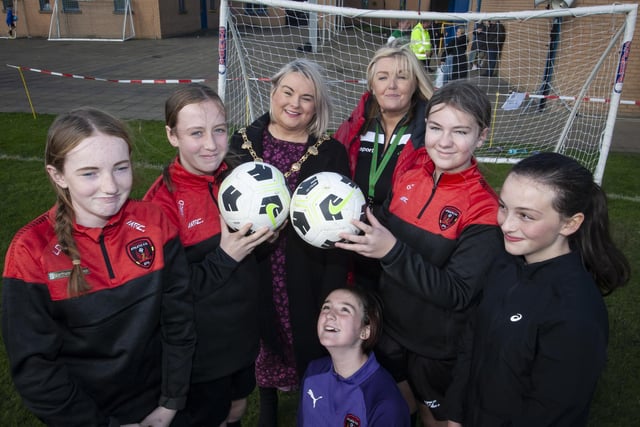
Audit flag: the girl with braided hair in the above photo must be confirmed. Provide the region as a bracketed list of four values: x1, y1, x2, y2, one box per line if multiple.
[2, 107, 195, 427]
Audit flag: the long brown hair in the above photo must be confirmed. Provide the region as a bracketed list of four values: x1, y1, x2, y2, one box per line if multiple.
[508, 152, 630, 294]
[45, 107, 133, 297]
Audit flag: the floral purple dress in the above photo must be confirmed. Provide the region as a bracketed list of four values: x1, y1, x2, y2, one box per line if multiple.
[254, 130, 307, 390]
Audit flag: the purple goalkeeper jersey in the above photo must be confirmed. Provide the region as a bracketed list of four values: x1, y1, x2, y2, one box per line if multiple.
[298, 353, 410, 427]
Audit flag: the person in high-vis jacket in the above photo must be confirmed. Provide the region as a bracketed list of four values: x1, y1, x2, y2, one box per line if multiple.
[410, 21, 433, 71]
[2, 108, 195, 427]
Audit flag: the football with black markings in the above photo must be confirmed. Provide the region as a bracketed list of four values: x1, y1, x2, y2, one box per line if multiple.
[290, 172, 366, 249]
[218, 161, 290, 232]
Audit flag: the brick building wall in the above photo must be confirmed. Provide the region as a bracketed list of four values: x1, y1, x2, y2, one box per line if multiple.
[474, 0, 639, 117]
[342, 0, 638, 117]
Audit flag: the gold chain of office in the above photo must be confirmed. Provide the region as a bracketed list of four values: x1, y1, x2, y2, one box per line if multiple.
[238, 128, 329, 178]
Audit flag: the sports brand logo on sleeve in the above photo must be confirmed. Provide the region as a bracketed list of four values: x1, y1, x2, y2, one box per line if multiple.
[510, 313, 523, 322]
[307, 389, 323, 408]
[127, 238, 155, 268]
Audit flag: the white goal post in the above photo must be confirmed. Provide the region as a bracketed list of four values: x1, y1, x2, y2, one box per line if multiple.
[48, 0, 135, 42]
[219, 0, 637, 184]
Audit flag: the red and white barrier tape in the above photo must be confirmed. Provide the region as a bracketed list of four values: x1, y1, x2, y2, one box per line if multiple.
[7, 64, 211, 84]
[7, 64, 640, 106]
[523, 93, 640, 106]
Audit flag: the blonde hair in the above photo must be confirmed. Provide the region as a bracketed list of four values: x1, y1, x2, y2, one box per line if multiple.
[364, 46, 433, 131]
[270, 58, 332, 138]
[366, 46, 433, 102]
[45, 108, 132, 297]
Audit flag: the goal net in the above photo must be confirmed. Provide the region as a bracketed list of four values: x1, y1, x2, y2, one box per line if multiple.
[48, 0, 135, 41]
[219, 0, 637, 184]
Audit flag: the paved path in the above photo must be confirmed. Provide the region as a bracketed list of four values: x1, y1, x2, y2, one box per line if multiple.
[1, 35, 638, 152]
[1, 35, 219, 121]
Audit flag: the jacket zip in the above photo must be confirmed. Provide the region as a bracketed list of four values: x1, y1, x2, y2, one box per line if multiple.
[208, 182, 219, 208]
[99, 234, 116, 279]
[375, 116, 409, 154]
[417, 176, 439, 219]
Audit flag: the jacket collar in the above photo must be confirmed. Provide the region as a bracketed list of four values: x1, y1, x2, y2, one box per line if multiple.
[516, 251, 583, 280]
[48, 200, 130, 243]
[331, 351, 380, 384]
[424, 155, 482, 185]
[168, 156, 228, 188]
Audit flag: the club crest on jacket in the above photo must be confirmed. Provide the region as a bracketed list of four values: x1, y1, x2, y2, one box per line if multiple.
[127, 238, 155, 268]
[439, 206, 461, 231]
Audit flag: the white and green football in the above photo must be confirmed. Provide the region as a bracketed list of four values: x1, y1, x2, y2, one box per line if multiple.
[218, 161, 290, 232]
[290, 172, 366, 249]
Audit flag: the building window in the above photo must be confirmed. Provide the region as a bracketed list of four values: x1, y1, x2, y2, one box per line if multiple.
[245, 4, 267, 16]
[39, 0, 52, 11]
[114, 0, 125, 12]
[178, 0, 186, 14]
[3, 0, 11, 12]
[61, 0, 80, 12]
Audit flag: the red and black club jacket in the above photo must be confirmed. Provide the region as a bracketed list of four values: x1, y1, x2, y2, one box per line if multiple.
[2, 200, 195, 426]
[378, 150, 504, 360]
[144, 157, 262, 383]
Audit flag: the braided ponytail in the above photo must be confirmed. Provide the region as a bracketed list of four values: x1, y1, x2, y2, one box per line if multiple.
[576, 181, 630, 294]
[45, 107, 132, 298]
[54, 198, 90, 296]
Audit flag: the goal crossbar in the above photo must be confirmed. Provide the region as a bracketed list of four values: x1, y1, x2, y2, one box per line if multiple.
[219, 0, 637, 184]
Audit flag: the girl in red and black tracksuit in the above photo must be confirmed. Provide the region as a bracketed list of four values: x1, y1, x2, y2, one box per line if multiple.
[336, 81, 504, 426]
[2, 108, 195, 427]
[144, 84, 274, 427]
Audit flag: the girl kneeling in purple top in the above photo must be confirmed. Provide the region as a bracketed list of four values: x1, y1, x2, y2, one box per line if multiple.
[298, 287, 410, 426]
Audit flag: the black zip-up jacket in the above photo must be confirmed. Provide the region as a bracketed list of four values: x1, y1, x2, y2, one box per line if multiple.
[2, 200, 195, 426]
[448, 252, 608, 426]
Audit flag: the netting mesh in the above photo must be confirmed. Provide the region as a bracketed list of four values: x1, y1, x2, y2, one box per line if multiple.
[221, 1, 636, 182]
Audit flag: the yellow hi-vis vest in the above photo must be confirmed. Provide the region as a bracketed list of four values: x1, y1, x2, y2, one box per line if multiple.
[410, 23, 432, 61]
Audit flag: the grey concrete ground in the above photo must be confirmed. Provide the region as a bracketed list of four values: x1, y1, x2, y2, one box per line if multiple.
[0, 35, 219, 121]
[1, 35, 638, 152]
